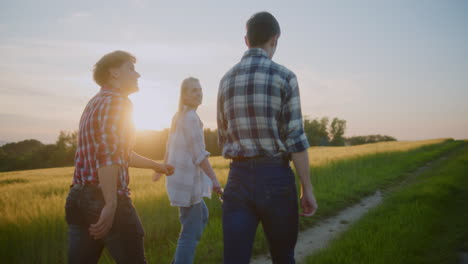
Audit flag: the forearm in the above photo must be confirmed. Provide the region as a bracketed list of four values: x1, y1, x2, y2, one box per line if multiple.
[200, 158, 216, 180]
[291, 150, 314, 192]
[97, 165, 119, 208]
[129, 151, 159, 170]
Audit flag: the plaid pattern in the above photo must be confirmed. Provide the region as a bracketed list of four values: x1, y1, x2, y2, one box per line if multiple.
[72, 88, 135, 197]
[217, 48, 310, 158]
[165, 109, 212, 207]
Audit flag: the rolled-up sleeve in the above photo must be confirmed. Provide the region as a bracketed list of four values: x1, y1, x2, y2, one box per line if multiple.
[183, 113, 210, 165]
[281, 74, 310, 153]
[96, 96, 131, 167]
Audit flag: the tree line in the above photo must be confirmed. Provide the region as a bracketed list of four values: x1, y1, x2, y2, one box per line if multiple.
[0, 117, 396, 172]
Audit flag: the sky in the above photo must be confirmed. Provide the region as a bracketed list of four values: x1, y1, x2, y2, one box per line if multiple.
[1, 0, 467, 144]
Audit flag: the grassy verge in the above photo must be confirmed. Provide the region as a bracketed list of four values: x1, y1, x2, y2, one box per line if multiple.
[305, 141, 468, 264]
[0, 139, 461, 263]
[300, 139, 463, 227]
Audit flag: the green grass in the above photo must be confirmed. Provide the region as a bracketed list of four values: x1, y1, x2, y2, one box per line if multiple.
[305, 141, 468, 264]
[0, 139, 462, 263]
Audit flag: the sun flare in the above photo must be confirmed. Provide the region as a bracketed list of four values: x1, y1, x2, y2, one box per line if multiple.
[130, 92, 175, 131]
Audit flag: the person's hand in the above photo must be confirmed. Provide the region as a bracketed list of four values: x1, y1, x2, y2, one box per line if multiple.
[152, 172, 163, 182]
[153, 163, 175, 175]
[210, 177, 223, 195]
[89, 204, 116, 240]
[300, 189, 318, 217]
[165, 164, 175, 175]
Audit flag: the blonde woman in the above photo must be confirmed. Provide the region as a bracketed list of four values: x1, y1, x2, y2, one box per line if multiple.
[153, 77, 222, 264]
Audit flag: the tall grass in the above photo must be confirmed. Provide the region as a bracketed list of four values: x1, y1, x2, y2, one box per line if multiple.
[305, 141, 468, 264]
[0, 139, 460, 263]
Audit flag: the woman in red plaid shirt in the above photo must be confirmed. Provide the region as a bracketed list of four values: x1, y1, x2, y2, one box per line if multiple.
[65, 50, 174, 264]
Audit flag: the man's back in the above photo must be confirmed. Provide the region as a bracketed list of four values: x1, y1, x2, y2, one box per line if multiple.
[217, 48, 309, 158]
[73, 89, 134, 196]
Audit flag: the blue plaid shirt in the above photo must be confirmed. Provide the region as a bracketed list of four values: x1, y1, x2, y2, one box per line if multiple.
[217, 48, 310, 158]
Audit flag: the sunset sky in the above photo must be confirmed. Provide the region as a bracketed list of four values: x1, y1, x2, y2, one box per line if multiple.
[1, 0, 467, 144]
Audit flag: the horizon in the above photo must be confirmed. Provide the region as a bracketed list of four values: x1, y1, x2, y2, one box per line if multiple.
[1, 0, 467, 144]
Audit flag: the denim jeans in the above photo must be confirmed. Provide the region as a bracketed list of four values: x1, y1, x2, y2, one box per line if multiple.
[172, 200, 209, 264]
[65, 184, 146, 264]
[222, 159, 299, 264]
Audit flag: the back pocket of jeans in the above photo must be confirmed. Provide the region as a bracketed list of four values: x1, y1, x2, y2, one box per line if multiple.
[65, 187, 86, 226]
[265, 184, 296, 201]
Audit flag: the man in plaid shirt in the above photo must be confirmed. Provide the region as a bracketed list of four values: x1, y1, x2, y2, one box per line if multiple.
[65, 50, 174, 264]
[218, 12, 318, 264]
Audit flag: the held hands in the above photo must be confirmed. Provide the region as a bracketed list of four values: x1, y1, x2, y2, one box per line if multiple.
[210, 176, 223, 195]
[300, 189, 318, 217]
[155, 163, 175, 175]
[152, 163, 174, 182]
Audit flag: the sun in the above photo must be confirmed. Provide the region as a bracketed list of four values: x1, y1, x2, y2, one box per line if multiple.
[130, 92, 174, 131]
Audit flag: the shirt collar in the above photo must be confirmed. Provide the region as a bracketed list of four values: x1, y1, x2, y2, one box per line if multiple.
[100, 86, 127, 96]
[242, 48, 269, 60]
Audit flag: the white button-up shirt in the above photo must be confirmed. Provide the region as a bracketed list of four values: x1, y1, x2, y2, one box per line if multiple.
[165, 109, 212, 207]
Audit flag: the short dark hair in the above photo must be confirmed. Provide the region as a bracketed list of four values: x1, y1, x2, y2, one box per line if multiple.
[246, 12, 281, 47]
[93, 50, 136, 87]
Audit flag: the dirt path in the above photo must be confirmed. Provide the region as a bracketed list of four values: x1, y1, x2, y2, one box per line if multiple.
[250, 191, 383, 264]
[251, 151, 457, 264]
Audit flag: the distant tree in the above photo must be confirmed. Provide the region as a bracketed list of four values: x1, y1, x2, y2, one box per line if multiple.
[56, 131, 77, 149]
[0, 148, 5, 160]
[1, 115, 370, 172]
[329, 118, 347, 146]
[54, 131, 78, 166]
[346, 134, 397, 146]
[1, 139, 43, 156]
[0, 139, 45, 171]
[304, 117, 329, 146]
[204, 128, 222, 156]
[0, 131, 79, 171]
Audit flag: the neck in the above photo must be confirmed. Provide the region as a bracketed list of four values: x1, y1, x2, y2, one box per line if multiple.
[186, 106, 197, 111]
[251, 45, 274, 59]
[183, 104, 198, 111]
[103, 82, 131, 96]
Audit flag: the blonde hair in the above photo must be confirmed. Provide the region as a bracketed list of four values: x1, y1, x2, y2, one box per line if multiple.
[170, 77, 200, 133]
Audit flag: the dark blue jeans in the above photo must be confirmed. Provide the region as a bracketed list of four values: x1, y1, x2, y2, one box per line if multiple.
[65, 185, 146, 264]
[222, 159, 299, 264]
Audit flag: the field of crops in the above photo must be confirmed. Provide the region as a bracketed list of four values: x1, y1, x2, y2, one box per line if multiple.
[0, 138, 459, 263]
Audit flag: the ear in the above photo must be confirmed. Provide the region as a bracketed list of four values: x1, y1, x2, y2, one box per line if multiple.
[270, 34, 279, 48]
[108, 68, 120, 79]
[244, 35, 250, 48]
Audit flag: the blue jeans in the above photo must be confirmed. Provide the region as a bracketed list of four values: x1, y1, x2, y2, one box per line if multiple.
[173, 200, 209, 264]
[222, 159, 299, 264]
[65, 185, 146, 264]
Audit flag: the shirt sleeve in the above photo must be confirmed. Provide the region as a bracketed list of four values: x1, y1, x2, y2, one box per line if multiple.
[96, 96, 132, 168]
[281, 73, 310, 153]
[183, 112, 210, 165]
[217, 80, 228, 148]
